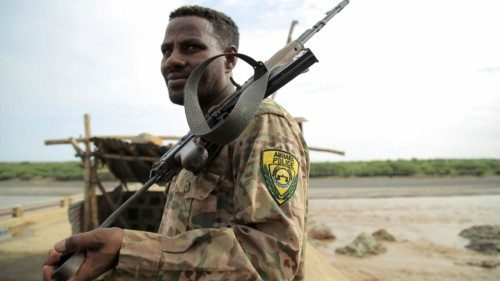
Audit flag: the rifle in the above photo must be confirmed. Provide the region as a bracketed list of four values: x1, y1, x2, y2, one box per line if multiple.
[53, 1, 349, 279]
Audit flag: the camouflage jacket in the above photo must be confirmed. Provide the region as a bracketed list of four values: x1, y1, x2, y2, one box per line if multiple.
[114, 99, 309, 280]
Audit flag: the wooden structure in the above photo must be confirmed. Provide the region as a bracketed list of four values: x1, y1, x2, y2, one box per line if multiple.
[44, 114, 178, 232]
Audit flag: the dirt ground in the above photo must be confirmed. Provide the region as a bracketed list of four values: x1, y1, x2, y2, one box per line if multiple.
[1, 177, 499, 280]
[309, 195, 500, 281]
[0, 207, 73, 281]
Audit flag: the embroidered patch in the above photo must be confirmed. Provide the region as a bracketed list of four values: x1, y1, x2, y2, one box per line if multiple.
[261, 149, 299, 205]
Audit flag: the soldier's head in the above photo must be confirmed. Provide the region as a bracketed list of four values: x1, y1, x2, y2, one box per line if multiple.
[161, 6, 239, 110]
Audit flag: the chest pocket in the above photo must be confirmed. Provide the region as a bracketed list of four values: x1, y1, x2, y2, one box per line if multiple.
[184, 172, 220, 229]
[161, 171, 220, 236]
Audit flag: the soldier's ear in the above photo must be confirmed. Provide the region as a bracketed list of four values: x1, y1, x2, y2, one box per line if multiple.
[224, 45, 237, 72]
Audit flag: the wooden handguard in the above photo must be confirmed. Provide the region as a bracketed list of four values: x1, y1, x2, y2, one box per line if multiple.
[264, 41, 304, 69]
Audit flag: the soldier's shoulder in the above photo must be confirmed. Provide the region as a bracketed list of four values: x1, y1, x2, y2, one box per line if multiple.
[256, 98, 292, 119]
[253, 99, 305, 142]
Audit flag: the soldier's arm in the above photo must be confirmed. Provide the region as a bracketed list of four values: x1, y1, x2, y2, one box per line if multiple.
[115, 112, 308, 280]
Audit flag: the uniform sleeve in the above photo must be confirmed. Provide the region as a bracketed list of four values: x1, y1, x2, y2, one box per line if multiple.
[115, 113, 309, 280]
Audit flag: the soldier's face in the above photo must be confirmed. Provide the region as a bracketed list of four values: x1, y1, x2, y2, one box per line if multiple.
[160, 16, 228, 107]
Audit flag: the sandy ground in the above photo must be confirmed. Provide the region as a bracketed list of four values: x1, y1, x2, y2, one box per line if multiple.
[309, 195, 500, 281]
[0, 207, 73, 281]
[0, 177, 499, 280]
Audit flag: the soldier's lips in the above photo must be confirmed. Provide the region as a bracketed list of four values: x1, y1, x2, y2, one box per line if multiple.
[168, 78, 186, 88]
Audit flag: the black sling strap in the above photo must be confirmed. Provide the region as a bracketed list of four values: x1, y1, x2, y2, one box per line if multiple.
[183, 53, 269, 146]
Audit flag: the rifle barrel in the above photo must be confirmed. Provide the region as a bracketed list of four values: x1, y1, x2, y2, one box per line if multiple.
[296, 0, 349, 45]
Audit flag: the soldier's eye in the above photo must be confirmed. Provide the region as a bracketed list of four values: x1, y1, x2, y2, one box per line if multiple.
[186, 44, 201, 51]
[161, 46, 172, 56]
[181, 40, 206, 53]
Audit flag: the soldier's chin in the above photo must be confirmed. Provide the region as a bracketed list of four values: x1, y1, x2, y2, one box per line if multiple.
[168, 90, 184, 105]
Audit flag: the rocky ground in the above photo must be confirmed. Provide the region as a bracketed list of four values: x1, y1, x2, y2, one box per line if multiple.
[309, 195, 500, 281]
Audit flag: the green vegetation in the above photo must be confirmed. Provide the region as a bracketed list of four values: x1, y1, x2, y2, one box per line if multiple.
[310, 159, 500, 177]
[0, 159, 499, 181]
[0, 161, 115, 181]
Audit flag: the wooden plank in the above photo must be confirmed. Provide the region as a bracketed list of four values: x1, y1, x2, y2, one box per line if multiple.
[69, 137, 85, 159]
[45, 135, 182, 145]
[93, 153, 158, 162]
[308, 146, 345, 156]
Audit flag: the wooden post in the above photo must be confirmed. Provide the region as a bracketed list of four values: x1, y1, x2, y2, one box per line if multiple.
[83, 114, 99, 231]
[90, 160, 99, 228]
[12, 206, 24, 218]
[59, 198, 71, 208]
[83, 114, 91, 231]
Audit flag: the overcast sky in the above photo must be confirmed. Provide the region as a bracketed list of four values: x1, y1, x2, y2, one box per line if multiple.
[1, 0, 499, 162]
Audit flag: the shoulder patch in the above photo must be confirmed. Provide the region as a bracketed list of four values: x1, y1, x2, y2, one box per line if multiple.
[261, 149, 299, 205]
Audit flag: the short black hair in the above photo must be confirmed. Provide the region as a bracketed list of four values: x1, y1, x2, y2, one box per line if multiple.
[169, 5, 239, 49]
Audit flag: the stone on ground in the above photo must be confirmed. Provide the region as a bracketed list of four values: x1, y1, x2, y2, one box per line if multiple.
[335, 232, 387, 258]
[459, 225, 500, 255]
[372, 228, 396, 242]
[308, 222, 336, 240]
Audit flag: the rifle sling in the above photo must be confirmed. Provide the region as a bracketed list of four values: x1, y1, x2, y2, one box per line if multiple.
[184, 53, 269, 146]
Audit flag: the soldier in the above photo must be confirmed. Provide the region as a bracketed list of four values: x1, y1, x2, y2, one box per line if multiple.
[43, 5, 309, 281]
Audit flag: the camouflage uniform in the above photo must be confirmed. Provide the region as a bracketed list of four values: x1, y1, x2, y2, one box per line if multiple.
[114, 99, 309, 280]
